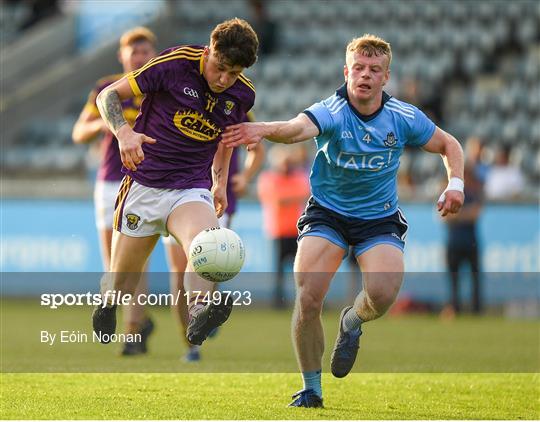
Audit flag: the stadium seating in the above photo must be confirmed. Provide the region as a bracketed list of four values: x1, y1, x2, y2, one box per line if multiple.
[1, 0, 538, 198]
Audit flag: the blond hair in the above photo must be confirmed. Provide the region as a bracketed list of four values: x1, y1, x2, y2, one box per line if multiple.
[119, 27, 157, 49]
[346, 34, 392, 68]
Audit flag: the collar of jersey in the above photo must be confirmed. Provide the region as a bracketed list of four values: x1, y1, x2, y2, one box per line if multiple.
[336, 84, 391, 122]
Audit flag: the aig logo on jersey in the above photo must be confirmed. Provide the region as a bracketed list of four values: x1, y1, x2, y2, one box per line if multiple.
[384, 132, 398, 147]
[183, 87, 199, 98]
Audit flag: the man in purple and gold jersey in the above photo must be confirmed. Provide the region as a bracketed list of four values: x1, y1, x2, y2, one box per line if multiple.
[73, 27, 157, 355]
[92, 18, 259, 347]
[163, 111, 265, 362]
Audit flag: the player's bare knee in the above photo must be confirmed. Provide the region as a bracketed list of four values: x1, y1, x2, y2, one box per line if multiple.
[114, 273, 142, 297]
[117, 280, 135, 296]
[101, 273, 130, 296]
[297, 290, 324, 321]
[295, 270, 331, 289]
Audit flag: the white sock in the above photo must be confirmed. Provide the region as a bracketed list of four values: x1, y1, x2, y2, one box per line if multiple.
[189, 299, 206, 316]
[342, 308, 363, 332]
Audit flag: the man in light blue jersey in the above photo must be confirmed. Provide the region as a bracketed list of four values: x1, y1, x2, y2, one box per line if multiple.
[222, 34, 464, 408]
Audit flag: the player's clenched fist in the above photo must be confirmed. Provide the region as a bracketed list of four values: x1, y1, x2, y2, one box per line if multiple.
[211, 185, 228, 218]
[117, 124, 156, 171]
[437, 190, 464, 217]
[437, 177, 465, 217]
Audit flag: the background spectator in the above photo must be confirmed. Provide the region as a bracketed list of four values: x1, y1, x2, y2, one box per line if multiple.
[257, 145, 310, 308]
[442, 164, 484, 316]
[485, 145, 525, 200]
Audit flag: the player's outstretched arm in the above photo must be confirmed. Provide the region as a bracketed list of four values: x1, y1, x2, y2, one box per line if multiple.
[221, 113, 319, 148]
[96, 77, 156, 171]
[422, 127, 465, 216]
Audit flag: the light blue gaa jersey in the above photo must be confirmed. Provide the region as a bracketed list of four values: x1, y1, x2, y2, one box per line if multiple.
[303, 84, 436, 219]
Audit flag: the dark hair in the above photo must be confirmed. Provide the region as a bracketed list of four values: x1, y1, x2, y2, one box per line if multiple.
[210, 18, 259, 68]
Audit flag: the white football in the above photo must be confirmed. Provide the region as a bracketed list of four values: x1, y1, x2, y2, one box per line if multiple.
[188, 227, 245, 283]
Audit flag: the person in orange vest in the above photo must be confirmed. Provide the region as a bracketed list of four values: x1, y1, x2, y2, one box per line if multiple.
[258, 145, 310, 308]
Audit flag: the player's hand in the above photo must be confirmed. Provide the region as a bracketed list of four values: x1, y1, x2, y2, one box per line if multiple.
[221, 122, 264, 148]
[437, 190, 464, 217]
[212, 185, 228, 218]
[117, 125, 156, 171]
[231, 173, 248, 197]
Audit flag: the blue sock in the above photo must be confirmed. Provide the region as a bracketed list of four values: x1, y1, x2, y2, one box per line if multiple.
[302, 370, 322, 398]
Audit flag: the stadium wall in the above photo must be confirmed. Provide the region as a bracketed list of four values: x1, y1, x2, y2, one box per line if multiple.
[1, 200, 538, 305]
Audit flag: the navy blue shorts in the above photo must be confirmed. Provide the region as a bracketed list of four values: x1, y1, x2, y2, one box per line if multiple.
[297, 197, 409, 259]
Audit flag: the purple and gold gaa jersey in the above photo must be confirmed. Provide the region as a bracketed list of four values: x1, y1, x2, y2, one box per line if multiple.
[83, 74, 143, 181]
[125, 45, 256, 190]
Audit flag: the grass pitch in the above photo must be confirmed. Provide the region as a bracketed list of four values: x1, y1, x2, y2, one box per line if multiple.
[1, 299, 539, 419]
[2, 373, 538, 419]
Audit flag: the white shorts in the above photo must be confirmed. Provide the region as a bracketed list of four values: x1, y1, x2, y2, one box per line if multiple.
[113, 176, 215, 237]
[161, 212, 232, 246]
[94, 180, 122, 230]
